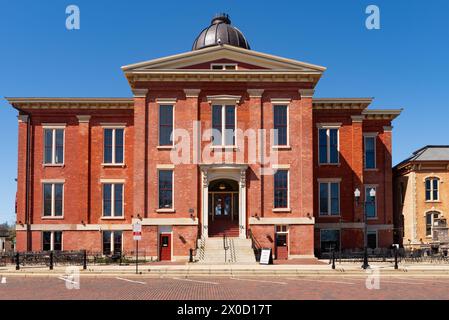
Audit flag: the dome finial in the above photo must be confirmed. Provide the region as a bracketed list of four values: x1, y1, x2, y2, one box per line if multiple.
[211, 13, 231, 25]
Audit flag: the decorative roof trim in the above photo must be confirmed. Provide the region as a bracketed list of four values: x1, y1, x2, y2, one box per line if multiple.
[313, 98, 373, 110]
[362, 109, 402, 120]
[121, 44, 326, 72]
[6, 97, 134, 111]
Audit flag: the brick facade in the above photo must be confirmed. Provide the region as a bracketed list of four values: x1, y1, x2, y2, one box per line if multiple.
[8, 20, 400, 261]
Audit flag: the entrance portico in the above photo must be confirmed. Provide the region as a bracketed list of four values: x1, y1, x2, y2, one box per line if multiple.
[200, 164, 248, 239]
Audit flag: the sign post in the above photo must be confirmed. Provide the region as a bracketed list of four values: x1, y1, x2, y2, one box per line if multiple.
[132, 221, 142, 274]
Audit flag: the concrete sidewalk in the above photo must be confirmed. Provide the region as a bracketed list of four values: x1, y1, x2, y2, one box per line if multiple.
[2, 262, 449, 276]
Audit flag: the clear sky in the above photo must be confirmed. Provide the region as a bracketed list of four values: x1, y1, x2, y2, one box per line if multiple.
[0, 0, 448, 224]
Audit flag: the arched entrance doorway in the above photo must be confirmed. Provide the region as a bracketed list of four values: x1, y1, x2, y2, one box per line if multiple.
[208, 179, 239, 237]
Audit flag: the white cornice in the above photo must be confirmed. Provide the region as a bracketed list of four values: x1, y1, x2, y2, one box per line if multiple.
[247, 89, 264, 98]
[207, 95, 242, 105]
[184, 89, 201, 98]
[299, 89, 315, 98]
[131, 88, 148, 98]
[76, 115, 91, 123]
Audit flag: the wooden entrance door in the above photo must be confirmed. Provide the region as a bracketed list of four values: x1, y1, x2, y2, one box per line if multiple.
[275, 233, 288, 260]
[159, 234, 171, 261]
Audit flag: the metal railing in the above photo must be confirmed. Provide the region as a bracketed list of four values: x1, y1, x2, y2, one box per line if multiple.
[320, 248, 449, 264]
[248, 229, 262, 261]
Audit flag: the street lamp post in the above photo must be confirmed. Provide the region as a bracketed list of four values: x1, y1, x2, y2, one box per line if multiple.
[354, 187, 376, 270]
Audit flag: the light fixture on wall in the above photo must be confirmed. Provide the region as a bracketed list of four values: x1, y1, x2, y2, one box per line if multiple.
[219, 183, 226, 190]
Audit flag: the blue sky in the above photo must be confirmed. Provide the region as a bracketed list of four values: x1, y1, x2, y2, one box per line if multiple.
[0, 0, 448, 223]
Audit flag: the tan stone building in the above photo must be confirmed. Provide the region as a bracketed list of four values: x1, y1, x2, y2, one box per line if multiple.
[394, 146, 449, 250]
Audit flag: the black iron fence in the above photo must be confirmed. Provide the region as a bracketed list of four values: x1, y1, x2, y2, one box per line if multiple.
[320, 248, 449, 264]
[0, 250, 155, 270]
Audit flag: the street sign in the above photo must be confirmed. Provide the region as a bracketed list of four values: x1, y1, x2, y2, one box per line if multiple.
[133, 221, 142, 241]
[259, 248, 272, 265]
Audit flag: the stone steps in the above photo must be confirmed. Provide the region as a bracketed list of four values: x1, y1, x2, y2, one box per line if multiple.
[196, 237, 256, 264]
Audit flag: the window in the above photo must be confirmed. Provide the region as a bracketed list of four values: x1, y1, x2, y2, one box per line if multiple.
[319, 182, 340, 216]
[367, 231, 377, 249]
[274, 170, 289, 209]
[102, 231, 122, 255]
[104, 128, 124, 164]
[275, 225, 288, 233]
[43, 183, 63, 217]
[102, 184, 124, 217]
[44, 128, 64, 164]
[319, 128, 339, 164]
[212, 105, 235, 146]
[211, 64, 237, 70]
[158, 170, 173, 209]
[426, 211, 440, 237]
[364, 135, 376, 169]
[273, 105, 288, 146]
[425, 178, 439, 201]
[320, 229, 340, 253]
[159, 105, 174, 146]
[42, 231, 62, 251]
[365, 186, 377, 218]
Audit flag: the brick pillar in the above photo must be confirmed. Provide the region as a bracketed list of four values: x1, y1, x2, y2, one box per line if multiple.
[299, 89, 314, 219]
[351, 115, 364, 221]
[247, 89, 264, 218]
[16, 115, 28, 226]
[183, 89, 201, 220]
[76, 115, 91, 224]
[381, 126, 393, 226]
[133, 89, 148, 218]
[17, 114, 29, 251]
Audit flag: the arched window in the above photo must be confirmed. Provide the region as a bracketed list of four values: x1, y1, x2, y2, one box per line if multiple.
[425, 211, 440, 237]
[425, 178, 439, 201]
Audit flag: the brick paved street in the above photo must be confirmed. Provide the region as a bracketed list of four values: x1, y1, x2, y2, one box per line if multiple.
[1, 275, 449, 300]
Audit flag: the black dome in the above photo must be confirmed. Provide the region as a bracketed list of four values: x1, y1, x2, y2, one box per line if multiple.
[192, 14, 250, 51]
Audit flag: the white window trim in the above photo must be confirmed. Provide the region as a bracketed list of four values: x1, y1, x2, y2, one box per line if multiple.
[211, 104, 237, 147]
[318, 181, 340, 217]
[157, 169, 175, 212]
[364, 185, 377, 219]
[158, 104, 175, 147]
[43, 128, 65, 166]
[103, 231, 123, 255]
[425, 177, 440, 202]
[363, 133, 377, 170]
[272, 104, 290, 147]
[102, 183, 125, 218]
[210, 63, 238, 70]
[425, 211, 441, 238]
[42, 183, 64, 218]
[42, 231, 63, 251]
[273, 169, 290, 211]
[102, 127, 125, 165]
[317, 124, 341, 165]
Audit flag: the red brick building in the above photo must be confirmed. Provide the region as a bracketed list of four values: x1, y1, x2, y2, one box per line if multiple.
[7, 14, 401, 261]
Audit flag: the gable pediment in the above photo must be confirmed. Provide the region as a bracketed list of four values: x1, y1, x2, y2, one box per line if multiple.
[121, 44, 326, 73]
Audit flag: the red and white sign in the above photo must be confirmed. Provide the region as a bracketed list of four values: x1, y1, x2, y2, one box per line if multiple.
[133, 221, 142, 241]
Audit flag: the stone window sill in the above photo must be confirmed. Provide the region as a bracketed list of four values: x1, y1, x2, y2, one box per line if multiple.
[156, 208, 176, 213]
[157, 146, 175, 150]
[272, 145, 291, 150]
[101, 217, 125, 220]
[101, 163, 126, 168]
[272, 208, 291, 213]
